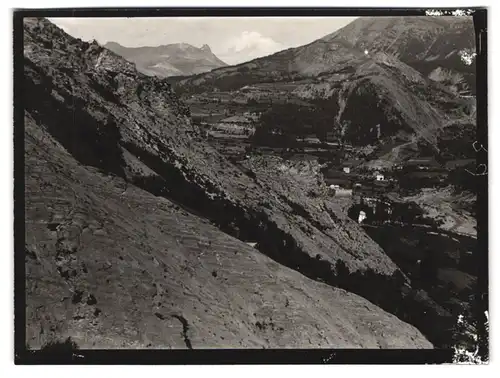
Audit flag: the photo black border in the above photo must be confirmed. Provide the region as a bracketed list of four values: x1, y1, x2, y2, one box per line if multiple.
[13, 6, 488, 365]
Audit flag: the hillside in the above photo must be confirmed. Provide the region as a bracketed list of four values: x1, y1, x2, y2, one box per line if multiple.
[323, 16, 476, 93]
[104, 41, 227, 78]
[171, 41, 470, 152]
[23, 17, 446, 349]
[168, 38, 364, 93]
[26, 112, 431, 349]
[164, 16, 479, 353]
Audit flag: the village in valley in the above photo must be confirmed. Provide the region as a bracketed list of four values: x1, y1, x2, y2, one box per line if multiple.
[189, 99, 470, 231]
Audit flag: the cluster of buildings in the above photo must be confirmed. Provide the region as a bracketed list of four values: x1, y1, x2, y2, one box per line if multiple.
[325, 156, 444, 197]
[396, 157, 440, 172]
[326, 159, 387, 196]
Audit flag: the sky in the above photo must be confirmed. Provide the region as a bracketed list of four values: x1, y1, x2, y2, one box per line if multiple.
[48, 17, 357, 64]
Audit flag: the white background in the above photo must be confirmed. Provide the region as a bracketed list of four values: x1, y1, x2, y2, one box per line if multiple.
[1, 0, 498, 375]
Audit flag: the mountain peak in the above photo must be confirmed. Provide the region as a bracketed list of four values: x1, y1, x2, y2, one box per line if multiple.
[200, 44, 212, 53]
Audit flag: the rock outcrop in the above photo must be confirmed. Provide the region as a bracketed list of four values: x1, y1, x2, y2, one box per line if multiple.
[104, 41, 227, 78]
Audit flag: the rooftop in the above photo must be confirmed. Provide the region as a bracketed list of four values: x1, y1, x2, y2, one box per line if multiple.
[343, 159, 362, 167]
[325, 177, 351, 186]
[405, 157, 439, 166]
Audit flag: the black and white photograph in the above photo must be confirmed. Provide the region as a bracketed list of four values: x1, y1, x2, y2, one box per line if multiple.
[13, 7, 488, 365]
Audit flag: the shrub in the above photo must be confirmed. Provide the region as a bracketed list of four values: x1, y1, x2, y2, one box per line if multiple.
[23, 337, 80, 363]
[40, 337, 79, 353]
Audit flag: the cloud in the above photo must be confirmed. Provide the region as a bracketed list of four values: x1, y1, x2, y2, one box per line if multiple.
[226, 31, 283, 54]
[216, 31, 287, 64]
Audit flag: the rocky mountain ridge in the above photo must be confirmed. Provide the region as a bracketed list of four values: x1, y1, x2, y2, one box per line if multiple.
[104, 41, 227, 78]
[323, 16, 476, 93]
[171, 51, 470, 152]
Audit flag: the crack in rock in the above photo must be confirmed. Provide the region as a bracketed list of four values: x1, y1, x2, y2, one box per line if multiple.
[171, 314, 193, 349]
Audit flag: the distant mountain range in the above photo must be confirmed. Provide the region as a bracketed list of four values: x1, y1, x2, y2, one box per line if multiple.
[104, 41, 227, 77]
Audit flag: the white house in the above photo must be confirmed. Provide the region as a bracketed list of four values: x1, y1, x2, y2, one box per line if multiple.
[343, 167, 350, 174]
[358, 211, 367, 223]
[374, 171, 385, 181]
[334, 189, 353, 197]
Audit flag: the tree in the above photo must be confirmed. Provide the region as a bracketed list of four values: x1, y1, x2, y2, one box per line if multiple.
[251, 98, 341, 145]
[452, 310, 489, 364]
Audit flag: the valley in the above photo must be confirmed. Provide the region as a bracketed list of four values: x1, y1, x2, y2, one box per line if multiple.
[21, 15, 483, 356]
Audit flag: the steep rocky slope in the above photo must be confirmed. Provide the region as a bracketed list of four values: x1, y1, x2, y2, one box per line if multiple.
[323, 16, 476, 93]
[104, 41, 227, 78]
[24, 18, 447, 348]
[25, 112, 432, 349]
[324, 16, 474, 65]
